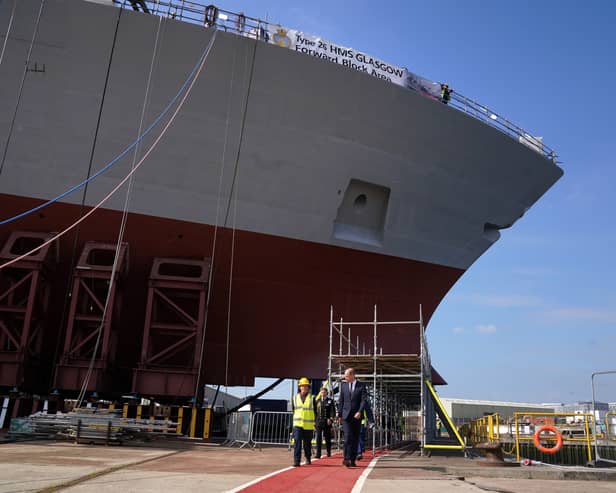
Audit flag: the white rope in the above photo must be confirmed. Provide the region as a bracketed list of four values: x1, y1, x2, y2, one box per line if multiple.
[0, 0, 17, 68]
[221, 37, 259, 389]
[76, 13, 167, 407]
[193, 37, 237, 400]
[194, 35, 258, 399]
[0, 31, 218, 272]
[222, 43, 254, 388]
[0, 0, 45, 174]
[224, 160, 238, 387]
[221, 49, 243, 390]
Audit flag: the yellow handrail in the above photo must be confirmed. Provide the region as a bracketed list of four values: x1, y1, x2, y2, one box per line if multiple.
[469, 413, 501, 445]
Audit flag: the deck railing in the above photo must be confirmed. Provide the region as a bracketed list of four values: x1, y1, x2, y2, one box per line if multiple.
[114, 0, 558, 162]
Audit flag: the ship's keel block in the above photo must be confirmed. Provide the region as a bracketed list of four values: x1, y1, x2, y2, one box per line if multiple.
[54, 241, 129, 392]
[132, 257, 210, 397]
[0, 231, 57, 390]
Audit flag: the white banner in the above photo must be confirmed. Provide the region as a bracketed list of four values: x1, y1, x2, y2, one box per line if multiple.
[267, 25, 410, 87]
[405, 71, 442, 100]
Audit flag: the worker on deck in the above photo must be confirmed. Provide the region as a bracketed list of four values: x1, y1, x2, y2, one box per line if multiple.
[314, 385, 336, 458]
[292, 377, 315, 466]
[440, 83, 453, 104]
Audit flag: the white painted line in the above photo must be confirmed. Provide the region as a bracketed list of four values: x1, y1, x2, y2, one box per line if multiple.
[351, 455, 381, 493]
[224, 465, 295, 493]
[223, 454, 334, 493]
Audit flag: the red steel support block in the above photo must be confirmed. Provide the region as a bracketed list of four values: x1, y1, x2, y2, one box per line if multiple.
[54, 241, 128, 393]
[132, 258, 210, 397]
[0, 232, 57, 389]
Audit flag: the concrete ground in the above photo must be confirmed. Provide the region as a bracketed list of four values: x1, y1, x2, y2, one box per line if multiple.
[0, 440, 615, 492]
[365, 450, 616, 493]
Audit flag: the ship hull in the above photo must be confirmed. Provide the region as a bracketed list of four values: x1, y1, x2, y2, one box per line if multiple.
[0, 0, 562, 394]
[1, 192, 461, 388]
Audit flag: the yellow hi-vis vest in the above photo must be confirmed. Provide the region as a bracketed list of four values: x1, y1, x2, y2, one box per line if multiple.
[293, 393, 315, 430]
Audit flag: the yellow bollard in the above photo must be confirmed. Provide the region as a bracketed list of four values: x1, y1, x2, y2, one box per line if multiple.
[108, 403, 115, 411]
[176, 407, 184, 435]
[136, 405, 142, 420]
[122, 404, 128, 418]
[189, 407, 197, 438]
[203, 408, 212, 439]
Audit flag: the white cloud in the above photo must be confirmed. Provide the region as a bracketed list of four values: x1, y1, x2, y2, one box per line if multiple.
[456, 293, 542, 308]
[451, 327, 465, 334]
[540, 307, 616, 324]
[476, 324, 497, 334]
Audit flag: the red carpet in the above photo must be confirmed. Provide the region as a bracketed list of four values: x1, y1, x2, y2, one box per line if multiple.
[239, 452, 381, 493]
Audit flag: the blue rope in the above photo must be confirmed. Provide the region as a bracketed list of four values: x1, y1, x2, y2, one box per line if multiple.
[0, 34, 212, 225]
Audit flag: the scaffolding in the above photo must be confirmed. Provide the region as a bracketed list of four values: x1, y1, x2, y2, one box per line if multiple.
[327, 305, 429, 453]
[328, 305, 464, 455]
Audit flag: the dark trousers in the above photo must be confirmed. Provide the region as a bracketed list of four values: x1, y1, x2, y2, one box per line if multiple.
[315, 421, 332, 457]
[358, 424, 366, 454]
[342, 418, 361, 462]
[293, 426, 312, 464]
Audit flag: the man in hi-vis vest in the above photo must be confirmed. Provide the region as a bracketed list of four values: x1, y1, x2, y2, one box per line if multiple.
[292, 377, 315, 466]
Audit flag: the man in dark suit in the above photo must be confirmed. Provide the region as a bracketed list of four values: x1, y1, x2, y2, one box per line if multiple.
[337, 367, 368, 467]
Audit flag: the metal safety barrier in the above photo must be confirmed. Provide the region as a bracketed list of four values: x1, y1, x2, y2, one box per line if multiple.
[225, 411, 324, 450]
[591, 370, 616, 465]
[250, 411, 293, 447]
[449, 92, 557, 161]
[606, 411, 616, 442]
[225, 410, 252, 447]
[117, 0, 268, 39]
[115, 0, 558, 162]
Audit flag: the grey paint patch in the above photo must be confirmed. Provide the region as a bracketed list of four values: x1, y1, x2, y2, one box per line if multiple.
[334, 179, 390, 247]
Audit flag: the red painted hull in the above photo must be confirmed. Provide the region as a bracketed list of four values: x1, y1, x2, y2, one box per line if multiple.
[0, 193, 460, 391]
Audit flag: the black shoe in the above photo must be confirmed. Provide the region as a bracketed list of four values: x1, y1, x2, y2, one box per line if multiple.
[350, 461, 357, 467]
[315, 455, 321, 459]
[306, 458, 311, 465]
[327, 453, 331, 457]
[356, 455, 362, 461]
[342, 459, 350, 466]
[293, 462, 300, 467]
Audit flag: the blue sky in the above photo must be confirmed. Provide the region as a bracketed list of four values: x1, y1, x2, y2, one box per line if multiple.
[215, 0, 616, 404]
